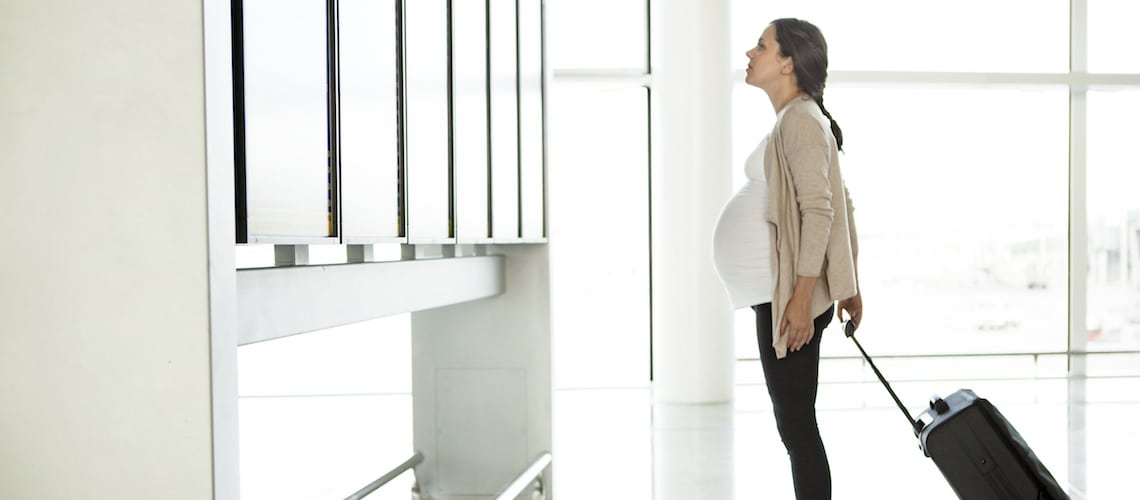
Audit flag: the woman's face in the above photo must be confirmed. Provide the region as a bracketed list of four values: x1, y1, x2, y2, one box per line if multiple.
[744, 24, 790, 89]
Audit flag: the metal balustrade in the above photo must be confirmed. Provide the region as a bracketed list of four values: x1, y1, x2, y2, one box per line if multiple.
[344, 452, 424, 500]
[493, 453, 553, 500]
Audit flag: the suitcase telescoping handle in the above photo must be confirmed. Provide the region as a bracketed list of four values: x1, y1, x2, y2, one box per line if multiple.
[844, 321, 924, 436]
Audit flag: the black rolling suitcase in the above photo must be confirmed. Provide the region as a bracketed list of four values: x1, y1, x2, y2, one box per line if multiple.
[844, 321, 1070, 500]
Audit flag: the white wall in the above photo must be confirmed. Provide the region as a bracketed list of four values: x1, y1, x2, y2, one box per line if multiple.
[0, 1, 215, 499]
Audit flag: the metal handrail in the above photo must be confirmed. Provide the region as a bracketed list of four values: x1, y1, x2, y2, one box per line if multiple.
[493, 453, 553, 500]
[344, 452, 424, 500]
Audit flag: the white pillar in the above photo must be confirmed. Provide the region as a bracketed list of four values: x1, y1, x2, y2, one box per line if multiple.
[1068, 1, 1089, 494]
[411, 245, 553, 498]
[649, 0, 735, 403]
[0, 1, 217, 499]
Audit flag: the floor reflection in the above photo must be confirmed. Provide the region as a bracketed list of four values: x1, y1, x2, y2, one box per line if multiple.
[237, 377, 1139, 498]
[554, 376, 1139, 499]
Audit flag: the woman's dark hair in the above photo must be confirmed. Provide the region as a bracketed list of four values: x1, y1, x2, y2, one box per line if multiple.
[771, 18, 843, 152]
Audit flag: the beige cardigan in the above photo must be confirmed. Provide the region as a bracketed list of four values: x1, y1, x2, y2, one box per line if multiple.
[764, 96, 859, 359]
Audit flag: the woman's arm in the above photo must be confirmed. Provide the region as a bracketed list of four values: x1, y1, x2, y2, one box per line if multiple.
[779, 110, 834, 351]
[782, 275, 818, 352]
[783, 112, 835, 278]
[838, 184, 862, 328]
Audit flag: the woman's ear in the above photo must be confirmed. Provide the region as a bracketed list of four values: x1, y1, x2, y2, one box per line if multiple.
[781, 57, 795, 75]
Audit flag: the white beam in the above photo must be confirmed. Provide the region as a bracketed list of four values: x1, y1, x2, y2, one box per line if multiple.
[236, 256, 504, 345]
[728, 70, 1140, 88]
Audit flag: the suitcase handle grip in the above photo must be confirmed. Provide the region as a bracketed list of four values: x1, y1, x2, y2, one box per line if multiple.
[844, 321, 924, 436]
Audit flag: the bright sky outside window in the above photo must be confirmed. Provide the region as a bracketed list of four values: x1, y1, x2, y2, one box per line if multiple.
[549, 0, 647, 71]
[1088, 0, 1140, 74]
[730, 0, 1068, 73]
[1086, 89, 1140, 350]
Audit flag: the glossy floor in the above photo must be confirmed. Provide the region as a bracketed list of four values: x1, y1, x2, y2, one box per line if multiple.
[239, 376, 1137, 499]
[554, 377, 1138, 500]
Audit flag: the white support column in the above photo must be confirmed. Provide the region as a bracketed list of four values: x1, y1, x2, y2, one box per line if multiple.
[648, 0, 735, 403]
[1069, 0, 1089, 373]
[0, 1, 217, 498]
[1068, 1, 1089, 496]
[411, 245, 552, 499]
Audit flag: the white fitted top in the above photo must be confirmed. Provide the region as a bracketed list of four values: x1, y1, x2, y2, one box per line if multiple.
[712, 137, 774, 309]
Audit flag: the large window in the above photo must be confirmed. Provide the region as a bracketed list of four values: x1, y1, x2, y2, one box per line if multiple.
[548, 84, 650, 389]
[1087, 89, 1140, 352]
[824, 86, 1069, 356]
[547, 1, 653, 496]
[547, 0, 651, 388]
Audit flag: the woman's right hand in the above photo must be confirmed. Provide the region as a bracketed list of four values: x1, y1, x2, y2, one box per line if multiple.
[781, 276, 819, 352]
[838, 292, 862, 330]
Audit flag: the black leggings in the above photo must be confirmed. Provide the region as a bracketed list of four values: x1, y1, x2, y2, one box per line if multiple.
[754, 302, 834, 500]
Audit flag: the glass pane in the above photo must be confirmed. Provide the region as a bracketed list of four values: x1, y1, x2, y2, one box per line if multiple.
[1088, 0, 1140, 73]
[730, 0, 1068, 73]
[339, 0, 401, 240]
[833, 85, 1069, 356]
[452, 0, 491, 242]
[729, 84, 1069, 358]
[490, 0, 520, 239]
[242, 0, 332, 238]
[519, 0, 546, 239]
[548, 0, 647, 71]
[404, 0, 453, 242]
[1086, 89, 1140, 351]
[548, 83, 650, 388]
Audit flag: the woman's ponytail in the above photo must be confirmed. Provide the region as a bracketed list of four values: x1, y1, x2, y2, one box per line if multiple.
[813, 94, 843, 152]
[772, 18, 844, 152]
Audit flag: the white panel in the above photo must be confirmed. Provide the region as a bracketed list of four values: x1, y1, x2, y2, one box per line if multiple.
[340, 0, 401, 240]
[452, 0, 492, 242]
[436, 369, 528, 494]
[404, 0, 453, 242]
[243, 0, 332, 238]
[236, 256, 504, 345]
[204, 0, 241, 497]
[518, 0, 545, 239]
[490, 0, 520, 239]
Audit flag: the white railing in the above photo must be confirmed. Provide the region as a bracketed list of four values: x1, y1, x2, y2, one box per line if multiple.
[344, 452, 424, 500]
[492, 453, 553, 500]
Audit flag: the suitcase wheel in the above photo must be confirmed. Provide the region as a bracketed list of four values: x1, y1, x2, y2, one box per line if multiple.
[929, 395, 950, 414]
